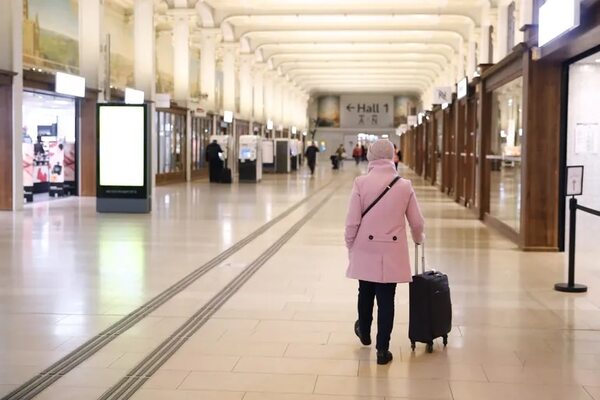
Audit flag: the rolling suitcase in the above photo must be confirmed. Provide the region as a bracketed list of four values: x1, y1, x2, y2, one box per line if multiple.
[220, 168, 232, 184]
[409, 244, 452, 353]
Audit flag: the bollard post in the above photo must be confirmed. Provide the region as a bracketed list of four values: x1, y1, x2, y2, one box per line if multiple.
[555, 197, 588, 293]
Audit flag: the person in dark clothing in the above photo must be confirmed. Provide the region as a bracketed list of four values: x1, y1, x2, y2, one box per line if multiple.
[361, 145, 367, 162]
[205, 140, 224, 182]
[34, 135, 45, 158]
[304, 141, 320, 175]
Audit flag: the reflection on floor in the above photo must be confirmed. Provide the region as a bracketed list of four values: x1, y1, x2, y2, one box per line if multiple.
[1, 164, 600, 400]
[490, 164, 522, 232]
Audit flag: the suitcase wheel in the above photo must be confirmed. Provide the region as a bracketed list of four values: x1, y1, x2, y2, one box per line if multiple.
[426, 342, 434, 353]
[443, 335, 448, 347]
[411, 341, 416, 352]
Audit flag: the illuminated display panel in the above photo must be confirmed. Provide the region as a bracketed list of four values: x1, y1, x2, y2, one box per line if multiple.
[98, 105, 146, 188]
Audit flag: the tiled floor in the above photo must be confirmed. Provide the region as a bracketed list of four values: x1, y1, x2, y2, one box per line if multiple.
[1, 163, 600, 400]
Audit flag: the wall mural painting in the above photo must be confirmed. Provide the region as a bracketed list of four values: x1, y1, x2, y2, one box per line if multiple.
[156, 32, 174, 95]
[23, 0, 79, 73]
[190, 49, 201, 99]
[317, 95, 341, 128]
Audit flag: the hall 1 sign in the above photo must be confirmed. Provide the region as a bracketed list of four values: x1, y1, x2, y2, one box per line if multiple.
[340, 95, 393, 128]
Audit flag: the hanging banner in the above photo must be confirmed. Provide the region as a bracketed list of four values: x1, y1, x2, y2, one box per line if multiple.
[433, 87, 453, 105]
[340, 95, 394, 128]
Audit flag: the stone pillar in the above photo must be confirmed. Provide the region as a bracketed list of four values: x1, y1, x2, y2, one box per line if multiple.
[467, 27, 478, 78]
[495, 5, 509, 62]
[79, 0, 102, 90]
[264, 71, 275, 125]
[0, 0, 23, 210]
[252, 63, 265, 123]
[239, 54, 253, 119]
[273, 77, 283, 128]
[200, 28, 219, 112]
[134, 0, 157, 186]
[221, 42, 237, 113]
[172, 11, 190, 102]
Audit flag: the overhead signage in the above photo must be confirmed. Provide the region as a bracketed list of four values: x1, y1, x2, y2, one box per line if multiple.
[291, 126, 297, 134]
[125, 88, 144, 105]
[457, 77, 468, 100]
[267, 120, 274, 130]
[407, 115, 418, 126]
[539, 0, 580, 47]
[55, 72, 85, 98]
[566, 165, 584, 196]
[418, 113, 424, 125]
[224, 110, 234, 123]
[340, 95, 394, 128]
[433, 86, 453, 105]
[156, 93, 171, 108]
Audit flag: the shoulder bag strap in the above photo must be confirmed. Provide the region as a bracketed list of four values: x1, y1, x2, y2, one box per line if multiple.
[361, 176, 400, 218]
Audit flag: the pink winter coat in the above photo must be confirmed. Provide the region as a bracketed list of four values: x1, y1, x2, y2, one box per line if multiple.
[345, 159, 425, 283]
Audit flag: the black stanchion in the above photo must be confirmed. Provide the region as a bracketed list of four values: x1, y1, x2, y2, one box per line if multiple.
[555, 197, 588, 293]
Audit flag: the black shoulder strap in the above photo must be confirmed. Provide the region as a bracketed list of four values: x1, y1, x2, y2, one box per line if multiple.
[361, 176, 400, 218]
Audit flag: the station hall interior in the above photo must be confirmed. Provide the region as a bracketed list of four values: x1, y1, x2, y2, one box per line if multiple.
[1, 0, 600, 399]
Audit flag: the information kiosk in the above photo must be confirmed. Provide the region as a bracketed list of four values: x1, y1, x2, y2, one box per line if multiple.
[96, 104, 151, 213]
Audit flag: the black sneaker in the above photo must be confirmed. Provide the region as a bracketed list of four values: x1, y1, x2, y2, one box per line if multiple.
[377, 350, 393, 365]
[354, 320, 371, 346]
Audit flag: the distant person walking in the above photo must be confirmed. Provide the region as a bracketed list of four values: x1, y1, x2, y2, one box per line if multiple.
[344, 139, 425, 365]
[305, 141, 320, 175]
[205, 140, 224, 183]
[352, 144, 363, 165]
[361, 145, 367, 162]
[336, 144, 346, 168]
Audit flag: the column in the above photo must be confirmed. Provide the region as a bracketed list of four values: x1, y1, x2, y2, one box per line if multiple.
[273, 77, 283, 129]
[200, 28, 219, 112]
[480, 1, 492, 65]
[172, 11, 190, 102]
[221, 42, 237, 113]
[467, 26, 478, 78]
[252, 63, 265, 123]
[495, 5, 509, 62]
[0, 0, 23, 210]
[79, 0, 102, 89]
[239, 54, 253, 119]
[134, 0, 157, 185]
[264, 71, 275, 130]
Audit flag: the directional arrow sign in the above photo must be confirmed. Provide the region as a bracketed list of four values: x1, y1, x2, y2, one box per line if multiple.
[346, 104, 355, 112]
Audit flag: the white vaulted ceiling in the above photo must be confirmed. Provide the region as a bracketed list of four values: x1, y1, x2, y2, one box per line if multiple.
[198, 0, 485, 96]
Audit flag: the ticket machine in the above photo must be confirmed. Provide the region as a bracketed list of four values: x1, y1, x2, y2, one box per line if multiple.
[238, 135, 262, 182]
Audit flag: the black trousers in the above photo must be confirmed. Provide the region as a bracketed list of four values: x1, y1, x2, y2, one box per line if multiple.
[208, 160, 223, 182]
[358, 280, 397, 351]
[308, 161, 316, 175]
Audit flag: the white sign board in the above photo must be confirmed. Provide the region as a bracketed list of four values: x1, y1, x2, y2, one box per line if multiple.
[575, 123, 600, 154]
[566, 165, 584, 196]
[156, 93, 171, 108]
[340, 95, 394, 128]
[55, 72, 85, 98]
[539, 0, 580, 47]
[433, 87, 453, 105]
[407, 115, 418, 126]
[125, 88, 144, 104]
[457, 77, 468, 100]
[262, 140, 274, 164]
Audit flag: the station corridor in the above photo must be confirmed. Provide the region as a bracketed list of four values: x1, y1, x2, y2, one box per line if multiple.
[0, 165, 598, 400]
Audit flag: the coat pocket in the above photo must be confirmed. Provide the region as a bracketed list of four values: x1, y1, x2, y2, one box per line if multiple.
[367, 231, 404, 243]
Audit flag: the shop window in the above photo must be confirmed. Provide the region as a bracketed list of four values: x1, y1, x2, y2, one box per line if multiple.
[489, 76, 523, 232]
[191, 115, 212, 172]
[157, 111, 186, 174]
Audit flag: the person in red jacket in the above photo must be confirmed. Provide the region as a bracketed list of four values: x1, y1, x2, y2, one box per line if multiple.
[352, 144, 363, 165]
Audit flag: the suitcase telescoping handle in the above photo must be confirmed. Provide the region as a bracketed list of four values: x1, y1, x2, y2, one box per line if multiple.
[414, 243, 426, 275]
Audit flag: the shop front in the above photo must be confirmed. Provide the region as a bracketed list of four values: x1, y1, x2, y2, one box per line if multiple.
[156, 106, 187, 185]
[190, 113, 213, 180]
[536, 0, 600, 251]
[0, 70, 16, 210]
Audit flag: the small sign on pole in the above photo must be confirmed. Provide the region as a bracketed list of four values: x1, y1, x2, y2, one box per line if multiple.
[566, 165, 584, 196]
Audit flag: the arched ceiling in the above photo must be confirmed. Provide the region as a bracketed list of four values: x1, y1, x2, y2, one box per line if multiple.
[137, 0, 491, 97]
[199, 0, 485, 96]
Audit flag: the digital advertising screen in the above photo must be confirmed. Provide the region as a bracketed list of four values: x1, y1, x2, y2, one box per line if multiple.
[97, 104, 148, 198]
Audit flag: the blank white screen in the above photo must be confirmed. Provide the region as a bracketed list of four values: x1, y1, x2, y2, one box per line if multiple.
[99, 106, 145, 187]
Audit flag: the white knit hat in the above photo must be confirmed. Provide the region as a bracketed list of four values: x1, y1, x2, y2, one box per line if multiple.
[367, 139, 394, 161]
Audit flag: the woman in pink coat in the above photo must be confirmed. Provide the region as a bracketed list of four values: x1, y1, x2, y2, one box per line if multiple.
[345, 139, 425, 365]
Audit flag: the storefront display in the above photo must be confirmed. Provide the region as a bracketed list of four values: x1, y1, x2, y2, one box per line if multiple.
[22, 91, 77, 202]
[156, 108, 186, 184]
[191, 114, 212, 179]
[488, 77, 523, 232]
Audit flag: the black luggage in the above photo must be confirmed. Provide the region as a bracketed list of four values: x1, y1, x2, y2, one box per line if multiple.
[220, 168, 232, 184]
[409, 244, 452, 353]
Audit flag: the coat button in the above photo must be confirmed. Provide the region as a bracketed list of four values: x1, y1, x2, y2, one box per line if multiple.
[393, 236, 397, 241]
[368, 235, 374, 240]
